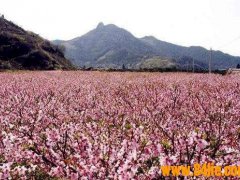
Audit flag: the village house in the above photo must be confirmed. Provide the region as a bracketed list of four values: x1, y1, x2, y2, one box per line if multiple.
[227, 68, 240, 74]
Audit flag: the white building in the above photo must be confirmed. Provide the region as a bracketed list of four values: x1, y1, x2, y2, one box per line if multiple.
[227, 68, 240, 74]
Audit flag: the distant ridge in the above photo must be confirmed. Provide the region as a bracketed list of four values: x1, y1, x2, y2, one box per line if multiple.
[141, 36, 240, 70]
[53, 23, 240, 70]
[0, 16, 74, 70]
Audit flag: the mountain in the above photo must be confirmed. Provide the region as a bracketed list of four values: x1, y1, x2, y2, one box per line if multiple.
[0, 16, 74, 70]
[53, 23, 174, 69]
[141, 36, 240, 70]
[54, 23, 240, 70]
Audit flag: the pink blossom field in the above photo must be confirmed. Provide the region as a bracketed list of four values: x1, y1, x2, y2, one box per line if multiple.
[0, 71, 239, 179]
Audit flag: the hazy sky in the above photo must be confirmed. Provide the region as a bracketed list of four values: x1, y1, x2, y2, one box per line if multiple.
[1, 0, 240, 56]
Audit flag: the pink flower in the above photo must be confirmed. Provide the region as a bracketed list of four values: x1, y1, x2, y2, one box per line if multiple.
[197, 139, 208, 149]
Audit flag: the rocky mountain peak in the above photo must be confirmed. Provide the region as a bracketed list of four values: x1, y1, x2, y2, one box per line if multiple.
[96, 22, 104, 29]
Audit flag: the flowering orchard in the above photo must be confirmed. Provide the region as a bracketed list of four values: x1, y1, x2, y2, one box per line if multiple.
[0, 71, 239, 179]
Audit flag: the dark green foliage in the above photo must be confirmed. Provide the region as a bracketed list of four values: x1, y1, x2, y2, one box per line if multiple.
[0, 17, 75, 70]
